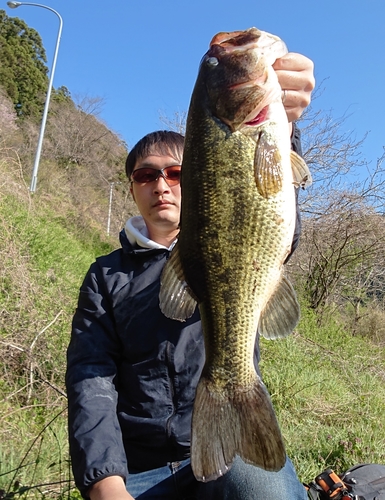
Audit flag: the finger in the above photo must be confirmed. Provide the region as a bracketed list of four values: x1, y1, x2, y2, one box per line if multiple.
[276, 69, 316, 93]
[273, 52, 314, 72]
[274, 52, 315, 95]
[281, 90, 312, 122]
[285, 105, 303, 123]
[274, 52, 315, 122]
[283, 89, 312, 109]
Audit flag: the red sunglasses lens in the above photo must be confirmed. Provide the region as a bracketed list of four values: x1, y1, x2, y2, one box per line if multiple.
[132, 166, 181, 185]
[164, 166, 181, 183]
[132, 168, 158, 183]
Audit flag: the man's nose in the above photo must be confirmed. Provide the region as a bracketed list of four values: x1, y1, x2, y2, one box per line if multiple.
[153, 174, 170, 193]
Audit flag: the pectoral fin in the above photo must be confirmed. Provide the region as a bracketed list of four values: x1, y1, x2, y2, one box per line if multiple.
[254, 132, 283, 198]
[259, 274, 300, 339]
[159, 243, 197, 321]
[291, 151, 312, 189]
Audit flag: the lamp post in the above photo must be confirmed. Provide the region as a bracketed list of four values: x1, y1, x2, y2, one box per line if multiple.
[107, 182, 121, 236]
[7, 1, 63, 193]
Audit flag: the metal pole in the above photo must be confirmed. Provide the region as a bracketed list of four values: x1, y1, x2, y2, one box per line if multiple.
[107, 183, 114, 236]
[7, 2, 63, 193]
[107, 182, 121, 235]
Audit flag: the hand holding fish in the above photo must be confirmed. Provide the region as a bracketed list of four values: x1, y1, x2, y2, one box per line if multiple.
[273, 52, 315, 122]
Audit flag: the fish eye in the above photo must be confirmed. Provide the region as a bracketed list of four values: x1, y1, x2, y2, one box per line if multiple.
[206, 57, 219, 67]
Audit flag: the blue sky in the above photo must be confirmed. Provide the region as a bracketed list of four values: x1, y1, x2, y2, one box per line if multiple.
[5, 0, 385, 168]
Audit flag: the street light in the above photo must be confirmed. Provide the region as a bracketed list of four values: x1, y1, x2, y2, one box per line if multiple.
[107, 182, 121, 236]
[7, 1, 63, 193]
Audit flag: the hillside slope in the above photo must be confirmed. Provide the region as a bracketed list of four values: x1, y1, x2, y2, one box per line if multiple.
[1, 151, 385, 498]
[0, 152, 126, 498]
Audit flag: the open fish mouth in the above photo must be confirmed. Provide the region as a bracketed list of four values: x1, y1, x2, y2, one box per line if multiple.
[244, 106, 269, 126]
[209, 29, 263, 52]
[209, 28, 285, 58]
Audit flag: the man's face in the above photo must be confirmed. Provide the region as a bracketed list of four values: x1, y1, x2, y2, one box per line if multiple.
[130, 151, 182, 238]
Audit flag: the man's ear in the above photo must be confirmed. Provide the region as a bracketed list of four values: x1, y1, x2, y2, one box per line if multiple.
[130, 184, 136, 202]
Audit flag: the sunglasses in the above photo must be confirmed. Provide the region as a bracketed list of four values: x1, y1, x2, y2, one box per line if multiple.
[131, 166, 182, 186]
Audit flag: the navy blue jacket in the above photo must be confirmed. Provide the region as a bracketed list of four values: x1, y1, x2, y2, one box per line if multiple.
[66, 126, 303, 498]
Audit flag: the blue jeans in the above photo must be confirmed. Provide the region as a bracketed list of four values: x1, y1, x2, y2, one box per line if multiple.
[126, 456, 308, 499]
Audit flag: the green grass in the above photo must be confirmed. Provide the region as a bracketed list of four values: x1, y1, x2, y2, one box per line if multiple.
[260, 306, 385, 482]
[0, 186, 116, 498]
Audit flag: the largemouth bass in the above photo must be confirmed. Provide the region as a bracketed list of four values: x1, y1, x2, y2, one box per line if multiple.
[159, 27, 311, 482]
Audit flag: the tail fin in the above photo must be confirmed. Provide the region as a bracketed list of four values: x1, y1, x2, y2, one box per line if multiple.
[191, 375, 286, 482]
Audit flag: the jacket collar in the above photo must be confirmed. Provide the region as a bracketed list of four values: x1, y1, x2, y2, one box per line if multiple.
[120, 216, 177, 255]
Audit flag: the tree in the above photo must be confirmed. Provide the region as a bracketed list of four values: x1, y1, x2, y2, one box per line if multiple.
[290, 185, 385, 314]
[288, 93, 385, 323]
[297, 88, 368, 217]
[0, 86, 18, 139]
[0, 9, 48, 118]
[51, 85, 72, 104]
[44, 95, 127, 174]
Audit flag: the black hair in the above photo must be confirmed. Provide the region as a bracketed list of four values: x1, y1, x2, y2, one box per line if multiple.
[125, 130, 185, 178]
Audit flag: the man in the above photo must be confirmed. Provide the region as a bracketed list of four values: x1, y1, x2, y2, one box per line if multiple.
[66, 52, 315, 500]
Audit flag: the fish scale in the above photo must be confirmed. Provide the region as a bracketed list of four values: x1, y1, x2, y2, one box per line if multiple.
[159, 27, 311, 482]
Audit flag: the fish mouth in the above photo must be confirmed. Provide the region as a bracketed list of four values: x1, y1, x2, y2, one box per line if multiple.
[244, 106, 269, 126]
[209, 28, 262, 52]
